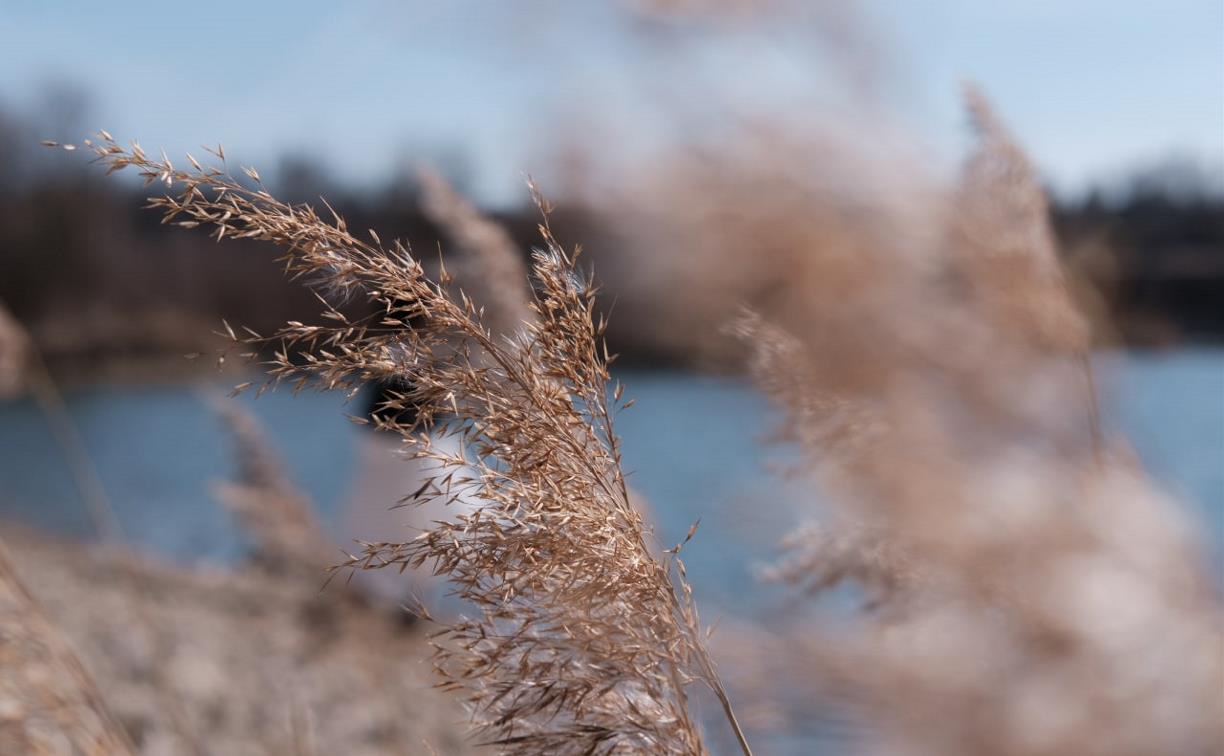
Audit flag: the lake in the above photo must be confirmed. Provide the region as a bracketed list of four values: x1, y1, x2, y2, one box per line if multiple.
[0, 350, 1221, 615]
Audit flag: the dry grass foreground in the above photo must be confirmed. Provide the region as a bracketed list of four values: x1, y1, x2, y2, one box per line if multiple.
[1, 523, 472, 756]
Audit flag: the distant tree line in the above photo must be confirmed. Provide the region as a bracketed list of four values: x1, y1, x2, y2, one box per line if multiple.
[1, 99, 1220, 375]
[1053, 159, 1224, 344]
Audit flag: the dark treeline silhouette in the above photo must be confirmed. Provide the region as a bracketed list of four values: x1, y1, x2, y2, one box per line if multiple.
[1, 100, 1221, 376]
[1053, 160, 1224, 345]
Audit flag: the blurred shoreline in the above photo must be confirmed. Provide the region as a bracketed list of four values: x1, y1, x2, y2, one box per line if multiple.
[4, 125, 1223, 382]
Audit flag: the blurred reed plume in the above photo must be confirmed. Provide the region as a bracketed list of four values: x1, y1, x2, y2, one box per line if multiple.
[418, 168, 535, 340]
[731, 89, 1224, 756]
[0, 540, 134, 755]
[627, 0, 784, 22]
[211, 397, 334, 581]
[952, 86, 1090, 356]
[951, 85, 1103, 453]
[77, 135, 750, 755]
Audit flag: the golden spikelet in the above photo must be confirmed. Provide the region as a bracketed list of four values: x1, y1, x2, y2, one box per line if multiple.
[83, 135, 751, 755]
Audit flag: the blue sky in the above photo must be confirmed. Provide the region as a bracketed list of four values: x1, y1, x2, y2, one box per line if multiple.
[2, 1, 1220, 204]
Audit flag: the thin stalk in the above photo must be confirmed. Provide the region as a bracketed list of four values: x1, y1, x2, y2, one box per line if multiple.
[702, 656, 754, 756]
[1078, 352, 1104, 462]
[26, 351, 123, 545]
[23, 348, 207, 756]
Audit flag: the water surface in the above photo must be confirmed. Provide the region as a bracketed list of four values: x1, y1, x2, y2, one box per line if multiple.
[0, 350, 1220, 602]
